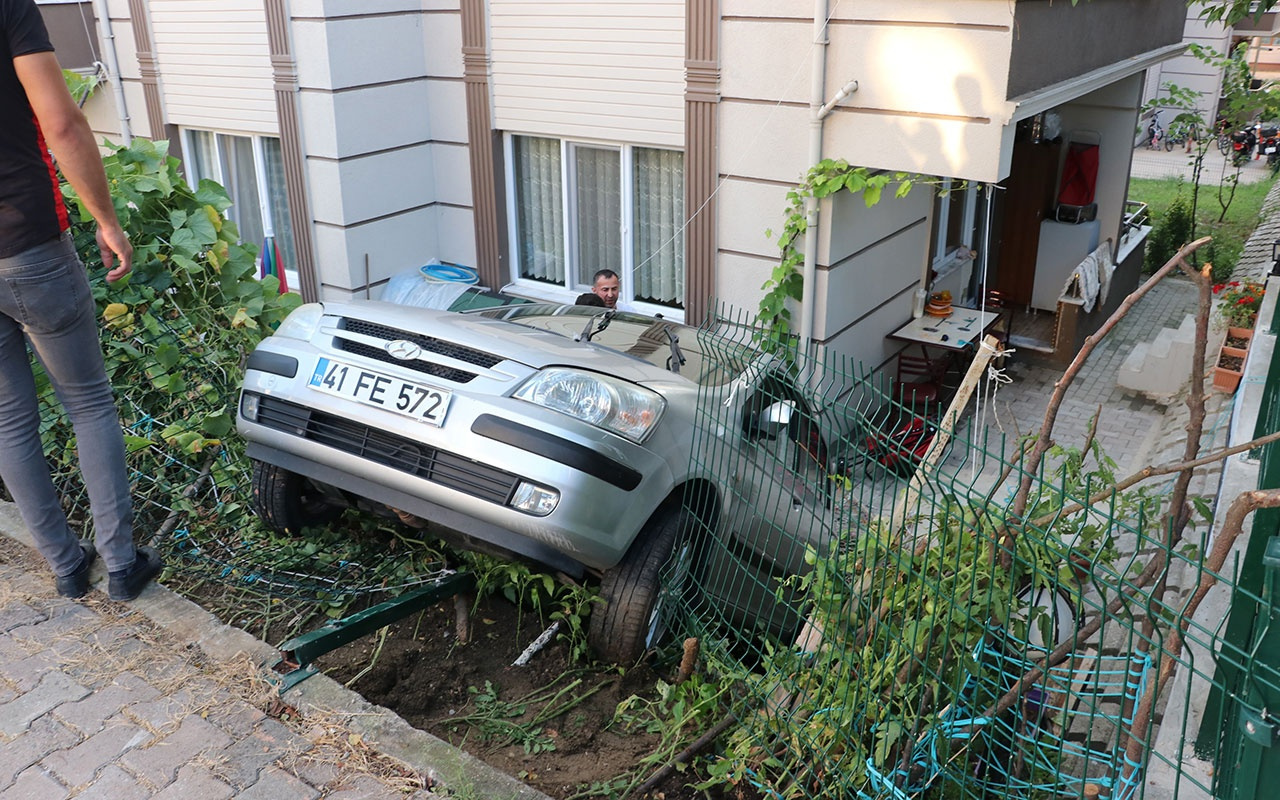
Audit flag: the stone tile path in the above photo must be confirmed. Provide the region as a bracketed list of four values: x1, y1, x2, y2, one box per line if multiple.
[0, 514, 547, 800]
[1130, 141, 1275, 184]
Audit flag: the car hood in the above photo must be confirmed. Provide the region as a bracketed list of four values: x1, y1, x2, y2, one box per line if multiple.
[318, 299, 698, 388]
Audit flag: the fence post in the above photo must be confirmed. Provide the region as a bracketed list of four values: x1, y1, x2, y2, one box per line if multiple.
[1225, 536, 1280, 800]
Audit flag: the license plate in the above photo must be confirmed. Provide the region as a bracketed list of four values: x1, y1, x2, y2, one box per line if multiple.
[308, 357, 451, 425]
[1267, 146, 1276, 154]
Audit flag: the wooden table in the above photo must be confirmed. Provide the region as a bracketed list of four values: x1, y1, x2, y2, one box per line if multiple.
[888, 306, 1000, 352]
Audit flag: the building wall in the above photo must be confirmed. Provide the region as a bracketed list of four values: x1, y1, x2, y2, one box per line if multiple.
[715, 0, 1017, 364]
[1143, 9, 1232, 129]
[73, 0, 153, 142]
[813, 191, 933, 370]
[1245, 34, 1280, 82]
[717, 1, 1173, 363]
[719, 1, 1018, 185]
[488, 1, 685, 149]
[290, 0, 471, 300]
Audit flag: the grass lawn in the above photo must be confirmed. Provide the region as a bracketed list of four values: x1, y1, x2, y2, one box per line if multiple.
[1128, 170, 1275, 280]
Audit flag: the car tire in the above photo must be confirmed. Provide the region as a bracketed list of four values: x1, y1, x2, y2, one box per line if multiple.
[588, 504, 690, 664]
[250, 459, 344, 533]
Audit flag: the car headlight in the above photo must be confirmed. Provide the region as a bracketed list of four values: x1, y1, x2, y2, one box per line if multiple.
[274, 303, 324, 340]
[514, 368, 664, 443]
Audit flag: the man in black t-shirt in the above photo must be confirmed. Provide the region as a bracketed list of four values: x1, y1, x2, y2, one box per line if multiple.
[0, 0, 160, 600]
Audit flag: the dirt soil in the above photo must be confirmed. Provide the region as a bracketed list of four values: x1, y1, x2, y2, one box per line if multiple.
[310, 594, 753, 800]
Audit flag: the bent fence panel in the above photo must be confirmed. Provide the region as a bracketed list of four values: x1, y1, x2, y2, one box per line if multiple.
[9, 304, 447, 607]
[670, 307, 1275, 800]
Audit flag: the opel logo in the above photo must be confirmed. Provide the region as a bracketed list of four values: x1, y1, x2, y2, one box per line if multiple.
[385, 340, 422, 361]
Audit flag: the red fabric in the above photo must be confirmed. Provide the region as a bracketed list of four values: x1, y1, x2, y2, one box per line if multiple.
[1057, 143, 1099, 207]
[32, 118, 68, 234]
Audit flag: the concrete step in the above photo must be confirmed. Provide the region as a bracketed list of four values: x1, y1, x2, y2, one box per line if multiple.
[1118, 341, 1150, 382]
[1116, 314, 1199, 402]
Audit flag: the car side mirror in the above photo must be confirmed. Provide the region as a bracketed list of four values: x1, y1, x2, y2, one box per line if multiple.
[747, 400, 796, 439]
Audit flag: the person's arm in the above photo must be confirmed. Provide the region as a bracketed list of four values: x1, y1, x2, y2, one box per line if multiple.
[13, 50, 132, 281]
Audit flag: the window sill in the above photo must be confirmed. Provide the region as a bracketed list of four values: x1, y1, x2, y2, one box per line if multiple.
[931, 249, 973, 282]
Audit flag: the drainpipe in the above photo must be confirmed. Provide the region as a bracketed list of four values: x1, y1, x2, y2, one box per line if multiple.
[799, 1, 829, 348]
[90, 0, 131, 145]
[799, 3, 858, 346]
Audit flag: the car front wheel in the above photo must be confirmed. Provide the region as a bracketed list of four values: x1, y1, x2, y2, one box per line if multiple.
[587, 505, 691, 664]
[250, 459, 345, 533]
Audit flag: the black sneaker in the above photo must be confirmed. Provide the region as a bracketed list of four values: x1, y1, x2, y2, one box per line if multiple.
[55, 541, 97, 599]
[108, 546, 163, 601]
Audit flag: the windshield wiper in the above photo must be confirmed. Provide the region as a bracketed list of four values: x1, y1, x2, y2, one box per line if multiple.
[663, 325, 686, 374]
[574, 309, 615, 343]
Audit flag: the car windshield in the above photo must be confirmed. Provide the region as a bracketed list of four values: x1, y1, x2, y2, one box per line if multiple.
[469, 303, 755, 386]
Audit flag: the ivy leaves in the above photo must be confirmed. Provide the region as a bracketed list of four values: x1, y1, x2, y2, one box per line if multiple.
[758, 159, 926, 348]
[61, 137, 301, 459]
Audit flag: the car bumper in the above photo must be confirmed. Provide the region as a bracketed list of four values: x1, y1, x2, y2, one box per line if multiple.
[237, 343, 677, 571]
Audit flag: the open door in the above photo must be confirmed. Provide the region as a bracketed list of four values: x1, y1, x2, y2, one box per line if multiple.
[991, 139, 1061, 306]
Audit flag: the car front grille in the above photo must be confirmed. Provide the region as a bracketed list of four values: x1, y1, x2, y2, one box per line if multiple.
[334, 318, 502, 384]
[252, 395, 520, 506]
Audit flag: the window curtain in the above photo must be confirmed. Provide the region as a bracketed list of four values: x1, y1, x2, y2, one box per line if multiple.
[632, 148, 684, 308]
[218, 134, 264, 250]
[262, 138, 297, 275]
[186, 130, 218, 187]
[513, 136, 565, 284]
[573, 146, 621, 287]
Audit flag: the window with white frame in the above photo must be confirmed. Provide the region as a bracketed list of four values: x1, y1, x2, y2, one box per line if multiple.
[506, 134, 685, 312]
[928, 180, 988, 302]
[182, 130, 297, 290]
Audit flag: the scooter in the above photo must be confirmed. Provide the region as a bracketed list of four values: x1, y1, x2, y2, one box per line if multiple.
[1261, 125, 1280, 175]
[1231, 128, 1257, 167]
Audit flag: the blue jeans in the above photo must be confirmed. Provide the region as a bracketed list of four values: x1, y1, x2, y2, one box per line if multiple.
[0, 234, 135, 575]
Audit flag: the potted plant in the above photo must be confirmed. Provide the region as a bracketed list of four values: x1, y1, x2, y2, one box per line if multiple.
[1224, 327, 1254, 350]
[1214, 344, 1247, 392]
[1213, 280, 1266, 331]
[1210, 280, 1264, 393]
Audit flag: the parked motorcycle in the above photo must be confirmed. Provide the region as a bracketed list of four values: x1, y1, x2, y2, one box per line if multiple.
[1261, 125, 1280, 175]
[1231, 128, 1257, 167]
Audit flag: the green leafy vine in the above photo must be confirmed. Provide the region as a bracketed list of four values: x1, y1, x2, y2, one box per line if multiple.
[758, 160, 932, 349]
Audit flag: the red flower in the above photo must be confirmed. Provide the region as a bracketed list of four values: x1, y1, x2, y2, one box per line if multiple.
[1230, 281, 1241, 287]
[1240, 296, 1255, 304]
[1213, 283, 1225, 293]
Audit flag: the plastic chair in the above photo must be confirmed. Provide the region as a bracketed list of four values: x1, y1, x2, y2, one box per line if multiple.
[981, 288, 1012, 364]
[894, 350, 946, 408]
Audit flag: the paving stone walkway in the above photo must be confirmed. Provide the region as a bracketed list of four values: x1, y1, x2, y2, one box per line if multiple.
[1130, 141, 1275, 184]
[0, 512, 546, 800]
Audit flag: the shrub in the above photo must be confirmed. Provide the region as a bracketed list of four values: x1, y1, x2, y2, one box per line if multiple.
[1145, 192, 1194, 273]
[1202, 238, 1241, 283]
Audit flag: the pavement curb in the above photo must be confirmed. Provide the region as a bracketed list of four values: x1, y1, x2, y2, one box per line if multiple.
[0, 500, 551, 800]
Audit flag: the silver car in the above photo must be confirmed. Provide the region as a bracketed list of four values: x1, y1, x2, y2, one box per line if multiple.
[236, 300, 847, 662]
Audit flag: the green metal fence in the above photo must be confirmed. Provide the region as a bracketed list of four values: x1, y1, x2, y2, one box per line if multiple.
[7, 300, 448, 607]
[665, 307, 1276, 800]
[1199, 304, 1280, 800]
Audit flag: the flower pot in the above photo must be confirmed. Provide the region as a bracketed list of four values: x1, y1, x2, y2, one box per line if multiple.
[1225, 326, 1254, 351]
[1214, 346, 1247, 393]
